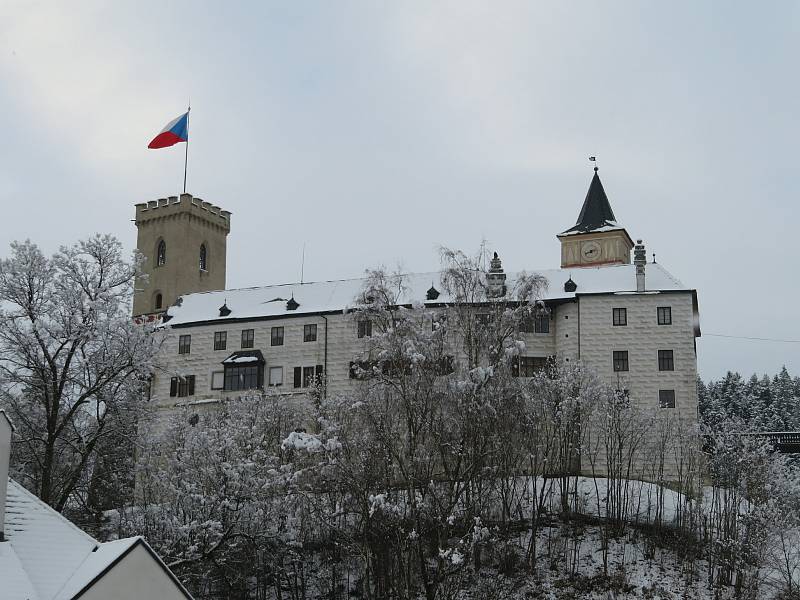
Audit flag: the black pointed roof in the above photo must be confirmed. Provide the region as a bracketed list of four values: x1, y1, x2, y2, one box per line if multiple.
[561, 169, 619, 234]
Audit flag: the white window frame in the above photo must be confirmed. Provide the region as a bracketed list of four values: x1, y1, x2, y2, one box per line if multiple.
[211, 371, 225, 390]
[269, 366, 284, 387]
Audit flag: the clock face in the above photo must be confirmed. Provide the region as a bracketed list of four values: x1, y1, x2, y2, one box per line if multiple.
[581, 241, 602, 262]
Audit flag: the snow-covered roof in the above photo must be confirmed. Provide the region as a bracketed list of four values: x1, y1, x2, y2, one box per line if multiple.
[3, 479, 97, 600]
[1, 479, 191, 600]
[165, 263, 690, 327]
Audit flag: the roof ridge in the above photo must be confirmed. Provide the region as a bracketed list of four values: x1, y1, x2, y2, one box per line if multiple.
[179, 271, 445, 297]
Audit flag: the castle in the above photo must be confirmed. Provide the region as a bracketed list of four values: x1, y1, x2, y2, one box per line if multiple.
[134, 170, 700, 431]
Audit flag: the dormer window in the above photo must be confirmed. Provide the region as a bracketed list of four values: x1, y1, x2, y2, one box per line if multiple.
[157, 240, 166, 266]
[199, 244, 207, 271]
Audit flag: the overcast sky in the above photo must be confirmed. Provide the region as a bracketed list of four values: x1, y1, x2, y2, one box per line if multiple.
[1, 1, 798, 379]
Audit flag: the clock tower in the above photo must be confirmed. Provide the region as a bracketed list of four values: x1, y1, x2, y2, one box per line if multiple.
[557, 168, 634, 269]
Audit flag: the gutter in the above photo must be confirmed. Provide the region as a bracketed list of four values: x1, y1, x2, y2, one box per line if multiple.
[321, 314, 329, 398]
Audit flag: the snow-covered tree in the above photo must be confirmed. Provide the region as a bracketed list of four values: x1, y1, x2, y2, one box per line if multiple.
[127, 394, 310, 598]
[0, 235, 156, 511]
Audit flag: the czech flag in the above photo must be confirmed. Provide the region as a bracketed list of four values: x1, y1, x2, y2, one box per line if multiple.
[148, 111, 189, 149]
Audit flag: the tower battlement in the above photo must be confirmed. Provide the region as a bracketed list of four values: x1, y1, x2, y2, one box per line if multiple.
[135, 193, 231, 232]
[133, 193, 230, 316]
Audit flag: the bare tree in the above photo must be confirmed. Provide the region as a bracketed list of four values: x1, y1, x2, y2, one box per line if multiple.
[0, 235, 155, 511]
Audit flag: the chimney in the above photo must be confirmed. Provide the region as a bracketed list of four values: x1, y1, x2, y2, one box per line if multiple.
[487, 252, 507, 298]
[0, 411, 13, 542]
[634, 239, 646, 293]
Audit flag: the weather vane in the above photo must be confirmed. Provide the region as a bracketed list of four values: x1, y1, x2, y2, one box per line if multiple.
[589, 155, 598, 172]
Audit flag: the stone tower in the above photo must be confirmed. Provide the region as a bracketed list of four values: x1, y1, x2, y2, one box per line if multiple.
[557, 168, 634, 269]
[133, 193, 231, 317]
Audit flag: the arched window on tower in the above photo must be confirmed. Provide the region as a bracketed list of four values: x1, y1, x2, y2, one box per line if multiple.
[155, 293, 163, 310]
[157, 240, 166, 266]
[199, 244, 208, 271]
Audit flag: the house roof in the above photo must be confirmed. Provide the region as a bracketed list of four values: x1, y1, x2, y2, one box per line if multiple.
[560, 170, 622, 235]
[1, 479, 192, 600]
[164, 262, 690, 327]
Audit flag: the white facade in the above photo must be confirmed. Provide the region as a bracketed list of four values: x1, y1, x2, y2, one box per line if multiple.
[141, 171, 701, 475]
[148, 263, 699, 428]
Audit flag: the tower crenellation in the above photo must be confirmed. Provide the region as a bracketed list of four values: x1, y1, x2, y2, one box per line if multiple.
[133, 193, 231, 317]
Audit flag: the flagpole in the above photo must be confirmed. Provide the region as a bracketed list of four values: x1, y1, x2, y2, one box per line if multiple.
[183, 106, 190, 194]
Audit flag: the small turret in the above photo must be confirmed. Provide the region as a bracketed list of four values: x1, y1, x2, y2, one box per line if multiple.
[487, 252, 507, 298]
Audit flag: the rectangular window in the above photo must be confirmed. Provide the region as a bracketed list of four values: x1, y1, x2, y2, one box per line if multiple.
[241, 329, 254, 349]
[170, 375, 195, 397]
[357, 320, 372, 338]
[302, 366, 315, 387]
[269, 366, 283, 387]
[315, 364, 324, 379]
[659, 389, 676, 408]
[475, 313, 492, 327]
[513, 356, 548, 377]
[293, 366, 302, 388]
[534, 314, 550, 334]
[213, 331, 227, 351]
[520, 315, 534, 333]
[178, 335, 191, 354]
[658, 306, 672, 325]
[223, 364, 263, 391]
[658, 350, 674, 371]
[271, 326, 284, 346]
[304, 324, 317, 342]
[349, 360, 375, 379]
[613, 350, 629, 372]
[211, 371, 224, 390]
[613, 307, 627, 326]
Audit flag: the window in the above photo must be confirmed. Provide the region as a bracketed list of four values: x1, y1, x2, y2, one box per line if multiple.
[224, 364, 263, 391]
[156, 240, 166, 266]
[513, 356, 548, 377]
[294, 367, 302, 387]
[613, 308, 627, 326]
[534, 314, 550, 334]
[178, 335, 191, 354]
[271, 326, 284, 346]
[475, 313, 492, 327]
[659, 389, 676, 408]
[241, 329, 254, 349]
[155, 293, 163, 310]
[169, 375, 195, 397]
[293, 366, 322, 388]
[613, 350, 629, 372]
[269, 366, 283, 386]
[304, 324, 317, 342]
[658, 350, 674, 371]
[199, 244, 207, 271]
[214, 331, 227, 351]
[349, 361, 375, 380]
[303, 366, 315, 387]
[211, 371, 224, 390]
[658, 306, 672, 325]
[357, 320, 372, 338]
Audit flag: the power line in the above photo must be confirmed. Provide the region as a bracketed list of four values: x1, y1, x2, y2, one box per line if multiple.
[704, 333, 800, 344]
